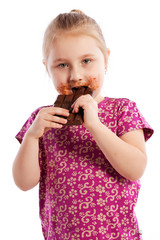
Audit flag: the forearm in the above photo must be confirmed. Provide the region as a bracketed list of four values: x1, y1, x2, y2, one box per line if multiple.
[89, 122, 147, 181]
[13, 107, 70, 191]
[13, 133, 40, 191]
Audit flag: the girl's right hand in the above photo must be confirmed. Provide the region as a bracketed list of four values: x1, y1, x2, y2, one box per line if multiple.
[27, 107, 69, 139]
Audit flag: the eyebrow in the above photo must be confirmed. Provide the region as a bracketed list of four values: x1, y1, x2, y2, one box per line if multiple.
[54, 54, 95, 63]
[54, 58, 68, 63]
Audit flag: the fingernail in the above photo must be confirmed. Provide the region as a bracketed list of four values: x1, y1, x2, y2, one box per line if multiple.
[75, 108, 78, 113]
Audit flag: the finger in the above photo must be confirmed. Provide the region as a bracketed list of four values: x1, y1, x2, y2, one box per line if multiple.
[71, 96, 88, 113]
[41, 110, 69, 124]
[72, 104, 79, 113]
[46, 120, 63, 129]
[40, 106, 70, 116]
[52, 107, 70, 116]
[44, 115, 68, 125]
[71, 94, 92, 107]
[52, 115, 68, 124]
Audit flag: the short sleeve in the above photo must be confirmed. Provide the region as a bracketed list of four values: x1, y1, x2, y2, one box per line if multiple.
[15, 107, 42, 143]
[117, 99, 154, 141]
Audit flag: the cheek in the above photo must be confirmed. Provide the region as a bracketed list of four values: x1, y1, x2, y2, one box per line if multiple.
[51, 73, 72, 95]
[94, 73, 105, 94]
[49, 70, 64, 87]
[93, 71, 105, 88]
[50, 73, 59, 89]
[93, 61, 105, 78]
[87, 75, 104, 98]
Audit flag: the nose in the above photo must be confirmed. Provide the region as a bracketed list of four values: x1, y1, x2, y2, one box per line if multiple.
[70, 66, 83, 83]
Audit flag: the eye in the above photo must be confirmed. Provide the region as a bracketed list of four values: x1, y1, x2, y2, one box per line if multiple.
[58, 63, 69, 68]
[82, 59, 91, 64]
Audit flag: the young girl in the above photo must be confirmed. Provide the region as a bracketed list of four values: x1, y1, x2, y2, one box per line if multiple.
[13, 10, 153, 240]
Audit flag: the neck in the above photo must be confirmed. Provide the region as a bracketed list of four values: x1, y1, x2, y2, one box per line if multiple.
[94, 94, 104, 104]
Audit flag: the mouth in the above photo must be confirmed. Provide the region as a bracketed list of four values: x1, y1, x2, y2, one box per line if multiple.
[70, 77, 99, 90]
[57, 76, 99, 95]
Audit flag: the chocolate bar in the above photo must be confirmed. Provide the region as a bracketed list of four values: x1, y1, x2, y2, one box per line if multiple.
[54, 86, 93, 125]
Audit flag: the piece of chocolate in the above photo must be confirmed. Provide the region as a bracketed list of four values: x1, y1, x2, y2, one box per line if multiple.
[54, 86, 93, 125]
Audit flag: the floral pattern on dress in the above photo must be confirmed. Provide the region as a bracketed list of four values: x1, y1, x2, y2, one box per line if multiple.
[16, 97, 153, 240]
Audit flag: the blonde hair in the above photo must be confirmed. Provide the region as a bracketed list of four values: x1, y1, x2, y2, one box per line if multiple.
[43, 10, 108, 65]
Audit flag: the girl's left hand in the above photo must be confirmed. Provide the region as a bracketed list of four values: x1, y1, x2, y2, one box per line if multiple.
[71, 94, 100, 130]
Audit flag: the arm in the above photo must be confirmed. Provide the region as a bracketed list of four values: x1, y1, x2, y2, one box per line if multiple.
[13, 134, 40, 191]
[72, 95, 147, 181]
[13, 107, 69, 191]
[89, 123, 147, 181]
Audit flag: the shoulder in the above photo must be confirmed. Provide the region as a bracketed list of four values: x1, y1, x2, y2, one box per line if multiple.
[103, 97, 136, 113]
[101, 97, 153, 141]
[107, 97, 135, 105]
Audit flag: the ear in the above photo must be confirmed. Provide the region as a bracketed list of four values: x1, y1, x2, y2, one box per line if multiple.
[42, 59, 50, 76]
[107, 48, 110, 57]
[105, 48, 110, 70]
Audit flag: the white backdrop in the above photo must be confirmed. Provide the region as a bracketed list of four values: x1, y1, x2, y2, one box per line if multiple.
[0, 0, 159, 239]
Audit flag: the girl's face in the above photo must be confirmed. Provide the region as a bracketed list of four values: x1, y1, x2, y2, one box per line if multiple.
[46, 33, 107, 98]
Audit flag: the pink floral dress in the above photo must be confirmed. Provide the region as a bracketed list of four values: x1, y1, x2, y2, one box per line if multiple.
[16, 97, 153, 240]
